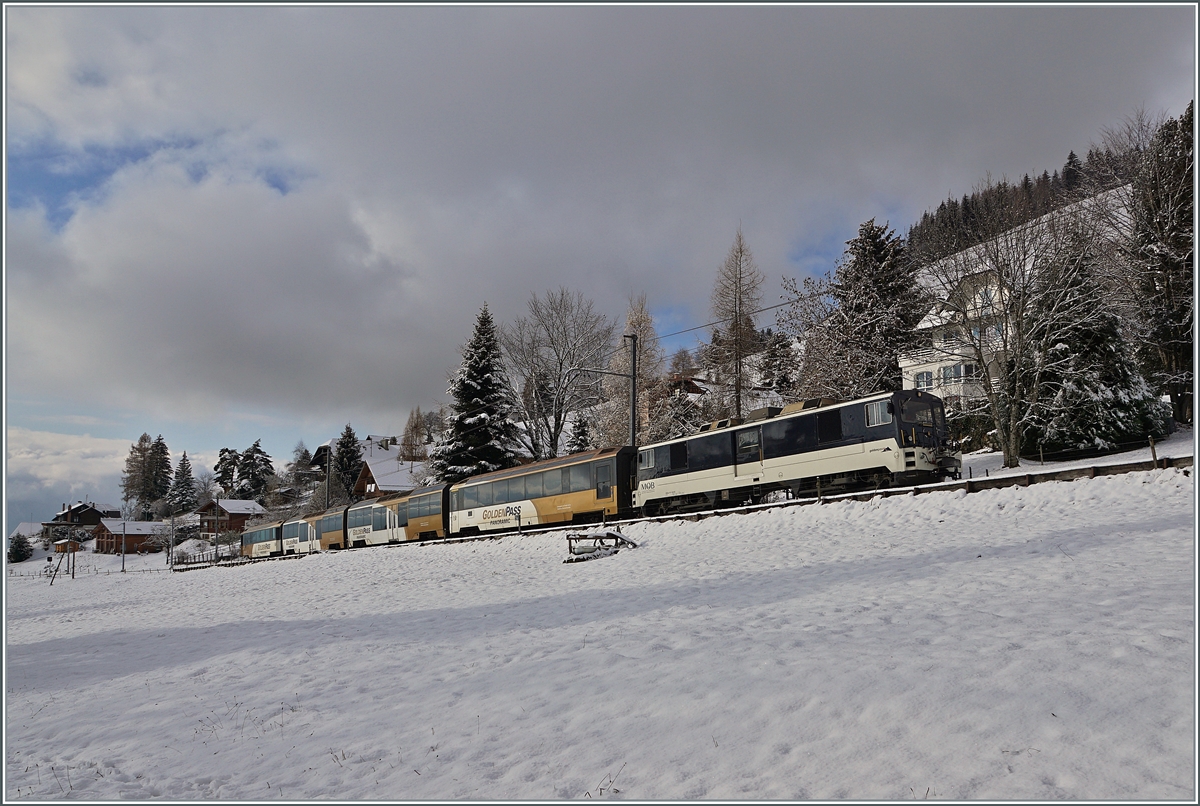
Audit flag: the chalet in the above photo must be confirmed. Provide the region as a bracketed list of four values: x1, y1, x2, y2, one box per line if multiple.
[197, 499, 267, 539]
[43, 501, 121, 536]
[94, 519, 165, 554]
[353, 436, 422, 498]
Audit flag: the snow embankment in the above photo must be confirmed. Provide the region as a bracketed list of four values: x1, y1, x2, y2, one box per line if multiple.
[4, 466, 1194, 800]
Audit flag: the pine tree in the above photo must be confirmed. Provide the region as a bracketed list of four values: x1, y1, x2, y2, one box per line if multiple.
[149, 435, 173, 502]
[236, 440, 275, 502]
[1023, 235, 1169, 452]
[168, 452, 198, 513]
[332, 425, 364, 501]
[8, 531, 34, 563]
[429, 304, 521, 483]
[214, 448, 240, 495]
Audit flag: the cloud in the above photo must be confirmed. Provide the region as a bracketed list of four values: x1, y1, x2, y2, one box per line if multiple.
[6, 427, 129, 502]
[4, 5, 1195, 490]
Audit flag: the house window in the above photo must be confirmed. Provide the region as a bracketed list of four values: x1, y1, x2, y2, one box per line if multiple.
[915, 371, 933, 390]
[941, 363, 980, 385]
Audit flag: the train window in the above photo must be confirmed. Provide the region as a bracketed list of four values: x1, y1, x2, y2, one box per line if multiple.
[735, 428, 761, 464]
[638, 449, 654, 470]
[570, 464, 591, 493]
[373, 508, 387, 531]
[762, 415, 813, 459]
[900, 399, 934, 426]
[511, 476, 528, 501]
[283, 522, 299, 540]
[865, 400, 892, 427]
[543, 469, 562, 496]
[687, 432, 733, 471]
[654, 446, 671, 474]
[463, 486, 479, 509]
[428, 495, 441, 516]
[817, 410, 843, 444]
[669, 442, 688, 471]
[492, 480, 509, 505]
[525, 472, 544, 499]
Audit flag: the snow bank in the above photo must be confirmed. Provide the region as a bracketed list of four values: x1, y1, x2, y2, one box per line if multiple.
[4, 466, 1194, 800]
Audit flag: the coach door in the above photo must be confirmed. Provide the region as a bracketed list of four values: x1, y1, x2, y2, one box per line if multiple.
[734, 426, 763, 479]
[594, 461, 612, 500]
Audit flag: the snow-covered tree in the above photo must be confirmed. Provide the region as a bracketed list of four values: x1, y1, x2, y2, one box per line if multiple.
[755, 329, 800, 403]
[1128, 101, 1193, 423]
[332, 425, 363, 501]
[565, 416, 593, 454]
[781, 219, 924, 399]
[646, 385, 709, 442]
[167, 452, 198, 513]
[429, 304, 521, 483]
[7, 531, 34, 564]
[1021, 234, 1170, 453]
[236, 440, 275, 502]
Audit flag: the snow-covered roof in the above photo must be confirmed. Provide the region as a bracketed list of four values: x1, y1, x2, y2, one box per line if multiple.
[205, 500, 267, 515]
[357, 440, 422, 493]
[99, 519, 165, 536]
[8, 522, 43, 540]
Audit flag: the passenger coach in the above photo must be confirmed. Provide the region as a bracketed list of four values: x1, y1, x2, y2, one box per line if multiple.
[448, 447, 635, 535]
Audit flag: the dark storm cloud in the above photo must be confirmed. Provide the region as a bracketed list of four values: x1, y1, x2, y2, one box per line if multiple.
[6, 5, 1195, 441]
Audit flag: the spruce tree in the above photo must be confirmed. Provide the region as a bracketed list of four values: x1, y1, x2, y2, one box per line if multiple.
[168, 452, 198, 513]
[429, 304, 521, 483]
[565, 416, 592, 454]
[332, 425, 364, 501]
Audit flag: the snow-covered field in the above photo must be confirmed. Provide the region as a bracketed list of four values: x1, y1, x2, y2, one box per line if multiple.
[4, 437, 1195, 801]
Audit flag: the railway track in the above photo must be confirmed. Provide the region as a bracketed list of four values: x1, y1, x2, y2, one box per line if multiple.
[170, 453, 1191, 571]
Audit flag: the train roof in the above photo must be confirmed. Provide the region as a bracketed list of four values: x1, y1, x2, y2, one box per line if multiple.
[451, 447, 627, 488]
[637, 391, 943, 451]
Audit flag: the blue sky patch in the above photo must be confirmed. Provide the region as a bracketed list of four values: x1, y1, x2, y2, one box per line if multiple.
[7, 137, 199, 229]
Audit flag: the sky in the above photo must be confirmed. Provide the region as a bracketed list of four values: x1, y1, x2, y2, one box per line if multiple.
[4, 4, 1196, 533]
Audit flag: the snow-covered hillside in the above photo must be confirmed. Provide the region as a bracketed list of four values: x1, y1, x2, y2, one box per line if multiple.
[4, 453, 1194, 799]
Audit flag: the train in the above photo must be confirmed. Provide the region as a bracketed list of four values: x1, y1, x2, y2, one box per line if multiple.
[241, 389, 961, 558]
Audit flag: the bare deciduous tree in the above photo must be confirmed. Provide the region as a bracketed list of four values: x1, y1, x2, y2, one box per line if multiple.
[594, 294, 666, 448]
[920, 178, 1126, 466]
[501, 288, 616, 459]
[707, 227, 765, 419]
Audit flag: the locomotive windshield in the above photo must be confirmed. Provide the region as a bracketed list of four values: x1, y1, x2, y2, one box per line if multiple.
[897, 394, 949, 447]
